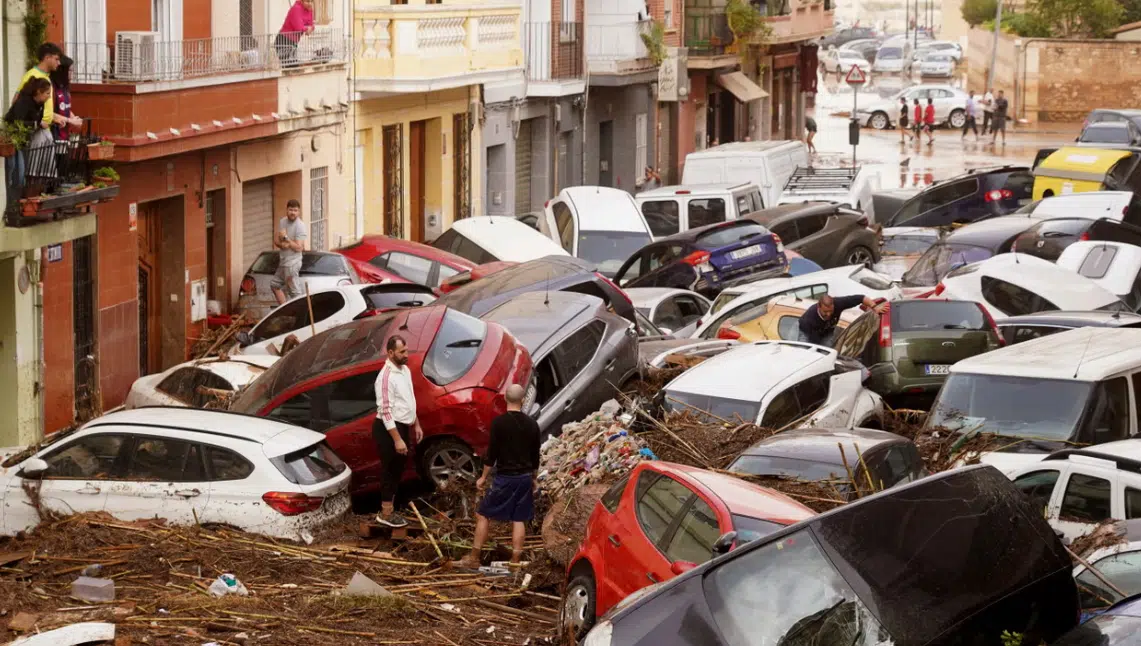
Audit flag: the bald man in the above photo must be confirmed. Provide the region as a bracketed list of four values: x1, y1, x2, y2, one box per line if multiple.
[798, 293, 887, 347]
[458, 383, 540, 567]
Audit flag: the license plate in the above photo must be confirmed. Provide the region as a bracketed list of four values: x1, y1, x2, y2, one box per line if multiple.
[728, 245, 762, 261]
[924, 364, 950, 375]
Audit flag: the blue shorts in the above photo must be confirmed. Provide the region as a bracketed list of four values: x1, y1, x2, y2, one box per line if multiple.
[477, 473, 535, 522]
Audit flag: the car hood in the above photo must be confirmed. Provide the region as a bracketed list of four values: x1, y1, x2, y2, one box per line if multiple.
[977, 451, 1048, 475]
[0, 446, 24, 463]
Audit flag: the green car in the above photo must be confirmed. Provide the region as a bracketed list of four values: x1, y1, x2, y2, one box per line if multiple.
[832, 299, 1003, 398]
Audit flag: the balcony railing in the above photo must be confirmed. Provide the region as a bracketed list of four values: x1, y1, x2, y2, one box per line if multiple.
[67, 29, 349, 84]
[686, 14, 734, 56]
[586, 21, 653, 72]
[4, 125, 120, 227]
[523, 22, 583, 82]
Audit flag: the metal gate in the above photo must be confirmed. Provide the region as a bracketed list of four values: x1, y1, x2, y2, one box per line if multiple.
[453, 113, 471, 220]
[73, 235, 96, 421]
[241, 179, 274, 270]
[514, 119, 533, 216]
[137, 265, 148, 377]
[383, 124, 404, 239]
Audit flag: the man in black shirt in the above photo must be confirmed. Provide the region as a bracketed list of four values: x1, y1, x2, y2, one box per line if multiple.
[457, 383, 541, 568]
[798, 293, 886, 346]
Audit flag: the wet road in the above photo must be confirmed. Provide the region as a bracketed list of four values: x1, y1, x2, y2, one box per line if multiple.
[806, 70, 1082, 192]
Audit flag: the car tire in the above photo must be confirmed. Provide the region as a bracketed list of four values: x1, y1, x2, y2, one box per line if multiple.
[869, 112, 889, 130]
[845, 245, 875, 267]
[418, 438, 479, 488]
[561, 569, 598, 639]
[948, 109, 966, 129]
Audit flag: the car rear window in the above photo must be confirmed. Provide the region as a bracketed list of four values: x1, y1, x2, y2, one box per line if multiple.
[1083, 125, 1132, 144]
[663, 390, 761, 423]
[422, 309, 488, 386]
[882, 234, 937, 255]
[695, 222, 771, 249]
[849, 267, 893, 290]
[731, 514, 786, 543]
[270, 441, 347, 485]
[731, 454, 847, 481]
[361, 286, 437, 310]
[250, 253, 349, 277]
[892, 301, 987, 331]
[1034, 218, 1092, 237]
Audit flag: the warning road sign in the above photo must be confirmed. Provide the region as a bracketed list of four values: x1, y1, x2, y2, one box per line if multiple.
[845, 65, 867, 86]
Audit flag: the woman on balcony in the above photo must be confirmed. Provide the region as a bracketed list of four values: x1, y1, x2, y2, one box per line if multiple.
[4, 78, 52, 203]
[277, 0, 316, 68]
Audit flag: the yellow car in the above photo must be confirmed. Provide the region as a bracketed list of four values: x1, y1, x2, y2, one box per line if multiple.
[715, 295, 861, 342]
[1032, 147, 1141, 199]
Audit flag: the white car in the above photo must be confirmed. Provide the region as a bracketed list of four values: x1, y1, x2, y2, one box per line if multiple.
[661, 341, 884, 429]
[431, 216, 571, 264]
[0, 408, 352, 541]
[916, 41, 963, 61]
[856, 84, 969, 130]
[822, 47, 872, 75]
[935, 253, 1129, 317]
[236, 251, 362, 323]
[1069, 518, 1141, 606]
[918, 54, 955, 78]
[692, 265, 903, 339]
[1057, 241, 1141, 311]
[234, 283, 437, 356]
[1014, 190, 1134, 221]
[627, 287, 712, 338]
[124, 355, 279, 409]
[536, 186, 654, 277]
[776, 166, 881, 221]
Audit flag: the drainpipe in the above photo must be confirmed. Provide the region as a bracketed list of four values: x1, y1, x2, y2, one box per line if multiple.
[27, 249, 44, 439]
[1017, 38, 1046, 123]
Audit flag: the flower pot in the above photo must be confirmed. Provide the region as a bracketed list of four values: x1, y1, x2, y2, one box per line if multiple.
[0, 142, 15, 158]
[20, 199, 40, 216]
[88, 143, 114, 160]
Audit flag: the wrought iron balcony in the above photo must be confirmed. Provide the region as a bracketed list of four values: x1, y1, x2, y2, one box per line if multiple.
[524, 21, 584, 82]
[686, 14, 734, 56]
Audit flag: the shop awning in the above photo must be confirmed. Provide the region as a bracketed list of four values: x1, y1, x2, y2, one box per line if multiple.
[715, 71, 769, 103]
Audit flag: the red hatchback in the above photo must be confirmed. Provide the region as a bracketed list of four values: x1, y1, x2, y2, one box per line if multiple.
[337, 235, 477, 289]
[230, 305, 532, 493]
[562, 461, 815, 635]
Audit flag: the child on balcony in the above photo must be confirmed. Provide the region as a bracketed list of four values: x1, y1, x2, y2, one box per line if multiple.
[277, 0, 316, 68]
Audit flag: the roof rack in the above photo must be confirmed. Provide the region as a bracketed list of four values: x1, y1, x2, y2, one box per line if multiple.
[1044, 448, 1141, 476]
[783, 166, 859, 193]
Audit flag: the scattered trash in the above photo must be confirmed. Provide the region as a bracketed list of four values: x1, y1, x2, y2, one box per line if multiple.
[342, 571, 392, 597]
[71, 576, 115, 603]
[538, 403, 648, 500]
[206, 573, 248, 597]
[8, 622, 115, 646]
[521, 573, 533, 589]
[439, 603, 461, 614]
[7, 611, 38, 632]
[80, 564, 102, 577]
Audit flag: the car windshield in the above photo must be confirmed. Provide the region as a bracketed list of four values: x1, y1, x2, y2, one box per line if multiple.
[882, 234, 938, 255]
[250, 253, 349, 276]
[577, 231, 651, 278]
[705, 529, 891, 646]
[1053, 615, 1141, 646]
[878, 47, 902, 59]
[422, 309, 488, 386]
[901, 243, 993, 287]
[731, 454, 849, 482]
[696, 223, 771, 249]
[1083, 126, 1132, 144]
[927, 373, 1093, 441]
[731, 514, 786, 543]
[663, 390, 761, 423]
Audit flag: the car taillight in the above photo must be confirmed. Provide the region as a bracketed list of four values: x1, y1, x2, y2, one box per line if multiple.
[1080, 231, 1091, 241]
[354, 308, 385, 320]
[682, 250, 712, 266]
[976, 303, 1004, 346]
[262, 492, 325, 516]
[933, 282, 946, 296]
[717, 325, 741, 340]
[984, 189, 1013, 202]
[595, 272, 634, 308]
[772, 233, 785, 253]
[879, 308, 892, 347]
[240, 275, 256, 295]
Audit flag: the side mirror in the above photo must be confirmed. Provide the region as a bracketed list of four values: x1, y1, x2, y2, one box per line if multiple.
[20, 458, 48, 479]
[712, 531, 738, 555]
[670, 560, 697, 575]
[236, 331, 254, 347]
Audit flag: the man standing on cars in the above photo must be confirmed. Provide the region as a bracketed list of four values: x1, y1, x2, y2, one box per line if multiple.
[457, 384, 540, 568]
[271, 199, 307, 305]
[373, 335, 423, 528]
[798, 294, 888, 347]
[991, 90, 1009, 145]
[981, 87, 995, 135]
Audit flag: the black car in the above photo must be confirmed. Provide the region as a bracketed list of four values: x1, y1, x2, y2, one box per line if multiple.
[433, 255, 636, 323]
[1011, 217, 1141, 261]
[745, 202, 880, 268]
[1078, 121, 1141, 147]
[1086, 108, 1141, 131]
[843, 40, 881, 63]
[996, 310, 1141, 345]
[614, 220, 787, 299]
[900, 216, 1036, 288]
[883, 166, 1034, 228]
[581, 465, 1078, 646]
[820, 26, 878, 49]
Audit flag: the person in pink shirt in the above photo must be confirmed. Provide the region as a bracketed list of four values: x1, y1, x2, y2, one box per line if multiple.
[276, 0, 315, 67]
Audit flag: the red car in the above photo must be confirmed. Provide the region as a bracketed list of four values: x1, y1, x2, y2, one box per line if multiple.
[337, 235, 477, 289]
[230, 305, 532, 494]
[562, 461, 815, 635]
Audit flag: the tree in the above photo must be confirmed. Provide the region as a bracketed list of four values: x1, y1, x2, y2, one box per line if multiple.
[962, 0, 999, 26]
[1029, 0, 1124, 36]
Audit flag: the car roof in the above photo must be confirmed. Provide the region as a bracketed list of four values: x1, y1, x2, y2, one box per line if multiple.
[450, 216, 570, 261]
[747, 202, 847, 225]
[557, 186, 648, 233]
[348, 235, 476, 269]
[739, 427, 906, 464]
[996, 310, 1141, 328]
[479, 291, 604, 353]
[943, 217, 1036, 247]
[1058, 439, 1141, 463]
[723, 265, 862, 299]
[1026, 190, 1133, 219]
[882, 226, 940, 238]
[1086, 121, 1132, 130]
[436, 255, 596, 310]
[685, 140, 805, 157]
[174, 356, 278, 382]
[950, 327, 1141, 380]
[651, 462, 815, 523]
[637, 183, 757, 198]
[666, 341, 835, 401]
[81, 407, 324, 457]
[626, 287, 696, 308]
[655, 218, 767, 244]
[952, 253, 1122, 309]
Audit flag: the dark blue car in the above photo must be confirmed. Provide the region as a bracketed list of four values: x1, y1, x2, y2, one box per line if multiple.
[883, 166, 1034, 228]
[1057, 595, 1141, 646]
[613, 220, 787, 298]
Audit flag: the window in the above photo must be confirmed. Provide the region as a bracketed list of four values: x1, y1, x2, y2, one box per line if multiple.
[312, 0, 334, 24]
[750, 189, 765, 211]
[1001, 172, 1035, 201]
[893, 301, 986, 332]
[270, 441, 347, 485]
[1078, 377, 1131, 444]
[553, 321, 605, 382]
[663, 0, 673, 27]
[770, 221, 797, 243]
[269, 389, 320, 428]
[126, 437, 205, 482]
[777, 316, 799, 340]
[423, 310, 488, 386]
[326, 371, 380, 428]
[735, 194, 751, 216]
[1007, 325, 1063, 345]
[675, 296, 706, 324]
[533, 356, 562, 408]
[1060, 473, 1112, 523]
[250, 292, 346, 342]
[642, 200, 680, 237]
[979, 276, 1059, 316]
[654, 297, 684, 330]
[635, 113, 648, 180]
[601, 472, 631, 513]
[156, 368, 236, 407]
[665, 497, 720, 565]
[688, 198, 726, 230]
[794, 214, 828, 239]
[1077, 551, 1141, 609]
[361, 286, 435, 310]
[761, 388, 799, 429]
[43, 434, 127, 479]
[835, 311, 878, 358]
[553, 201, 575, 252]
[645, 245, 684, 274]
[922, 179, 977, 212]
[792, 374, 830, 415]
[1127, 488, 1141, 519]
[636, 474, 693, 546]
[378, 252, 434, 285]
[879, 447, 915, 488]
[310, 167, 328, 250]
[664, 391, 762, 423]
[1132, 373, 1141, 432]
[151, 0, 183, 42]
[205, 446, 254, 481]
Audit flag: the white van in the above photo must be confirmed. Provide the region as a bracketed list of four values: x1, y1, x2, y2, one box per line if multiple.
[1057, 241, 1141, 311]
[431, 216, 570, 264]
[681, 140, 809, 208]
[634, 183, 765, 238]
[535, 186, 654, 277]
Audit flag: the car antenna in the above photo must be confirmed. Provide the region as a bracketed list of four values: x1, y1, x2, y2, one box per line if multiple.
[1073, 328, 1097, 379]
[544, 270, 551, 306]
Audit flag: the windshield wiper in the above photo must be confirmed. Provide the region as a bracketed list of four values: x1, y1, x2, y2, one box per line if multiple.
[446, 339, 482, 348]
[942, 324, 969, 329]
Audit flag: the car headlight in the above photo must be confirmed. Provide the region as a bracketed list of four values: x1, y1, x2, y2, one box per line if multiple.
[583, 621, 613, 646]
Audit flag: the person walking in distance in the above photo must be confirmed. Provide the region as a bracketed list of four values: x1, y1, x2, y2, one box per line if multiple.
[373, 335, 423, 528]
[981, 88, 995, 135]
[271, 199, 307, 305]
[899, 97, 913, 144]
[991, 90, 1009, 145]
[962, 91, 980, 141]
[798, 293, 887, 346]
[805, 113, 818, 154]
[457, 384, 540, 568]
[912, 99, 923, 144]
[923, 98, 936, 145]
[276, 0, 316, 67]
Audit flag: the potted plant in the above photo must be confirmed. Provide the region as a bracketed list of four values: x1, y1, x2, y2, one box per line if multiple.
[20, 196, 42, 216]
[88, 140, 114, 160]
[92, 166, 120, 188]
[0, 121, 33, 158]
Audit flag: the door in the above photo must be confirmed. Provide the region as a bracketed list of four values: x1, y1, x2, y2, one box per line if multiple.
[31, 432, 129, 522]
[515, 119, 533, 216]
[607, 470, 690, 600]
[932, 88, 957, 122]
[383, 125, 404, 238]
[1053, 470, 1115, 541]
[540, 321, 606, 433]
[73, 235, 96, 421]
[313, 371, 385, 489]
[409, 121, 426, 242]
[241, 179, 275, 271]
[599, 121, 614, 187]
[789, 213, 832, 260]
[108, 434, 211, 525]
[64, 0, 108, 83]
[137, 203, 162, 376]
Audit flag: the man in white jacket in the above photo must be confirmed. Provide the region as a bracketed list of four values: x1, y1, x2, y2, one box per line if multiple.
[373, 335, 423, 527]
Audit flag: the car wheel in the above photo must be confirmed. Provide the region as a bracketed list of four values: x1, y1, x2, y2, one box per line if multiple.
[419, 438, 478, 488]
[869, 112, 889, 130]
[948, 109, 966, 129]
[846, 246, 874, 267]
[561, 570, 598, 639]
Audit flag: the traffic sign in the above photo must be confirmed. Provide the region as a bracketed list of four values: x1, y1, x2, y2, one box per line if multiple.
[845, 64, 867, 86]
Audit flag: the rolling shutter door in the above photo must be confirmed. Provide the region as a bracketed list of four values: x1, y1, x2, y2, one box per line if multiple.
[242, 179, 275, 270]
[515, 119, 533, 216]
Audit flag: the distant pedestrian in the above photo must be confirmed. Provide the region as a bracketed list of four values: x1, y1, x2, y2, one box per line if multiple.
[981, 88, 995, 134]
[271, 199, 307, 305]
[798, 294, 888, 346]
[924, 98, 936, 145]
[638, 166, 661, 193]
[276, 0, 315, 67]
[899, 97, 913, 143]
[805, 114, 818, 154]
[992, 90, 1009, 145]
[912, 98, 923, 141]
[373, 335, 423, 529]
[962, 91, 979, 140]
[457, 384, 540, 568]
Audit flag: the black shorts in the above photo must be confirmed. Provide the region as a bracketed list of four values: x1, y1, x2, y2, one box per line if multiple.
[899, 117, 909, 128]
[477, 473, 535, 522]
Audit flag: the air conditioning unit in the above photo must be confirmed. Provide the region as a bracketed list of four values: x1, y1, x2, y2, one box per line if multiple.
[114, 31, 160, 81]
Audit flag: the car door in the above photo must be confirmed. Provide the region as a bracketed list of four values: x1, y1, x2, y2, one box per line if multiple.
[313, 370, 385, 484]
[661, 491, 725, 570]
[788, 213, 833, 264]
[18, 433, 127, 525]
[651, 296, 685, 333]
[197, 443, 257, 527]
[607, 471, 697, 599]
[1011, 467, 1065, 519]
[629, 244, 690, 290]
[108, 433, 212, 525]
[640, 198, 682, 239]
[243, 291, 348, 355]
[932, 89, 957, 122]
[1053, 469, 1116, 542]
[543, 321, 608, 432]
[918, 179, 980, 227]
[155, 368, 236, 408]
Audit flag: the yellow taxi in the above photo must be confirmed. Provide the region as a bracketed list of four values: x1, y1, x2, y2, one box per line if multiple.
[1032, 147, 1141, 199]
[715, 295, 862, 342]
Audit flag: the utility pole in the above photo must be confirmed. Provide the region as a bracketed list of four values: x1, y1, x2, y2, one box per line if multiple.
[987, 0, 1003, 89]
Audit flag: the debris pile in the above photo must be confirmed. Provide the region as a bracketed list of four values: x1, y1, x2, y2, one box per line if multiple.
[1070, 520, 1128, 559]
[638, 409, 776, 470]
[537, 401, 652, 500]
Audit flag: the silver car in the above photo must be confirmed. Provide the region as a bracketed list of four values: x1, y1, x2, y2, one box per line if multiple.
[626, 287, 712, 338]
[236, 251, 361, 322]
[857, 84, 969, 130]
[479, 291, 639, 437]
[919, 53, 955, 78]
